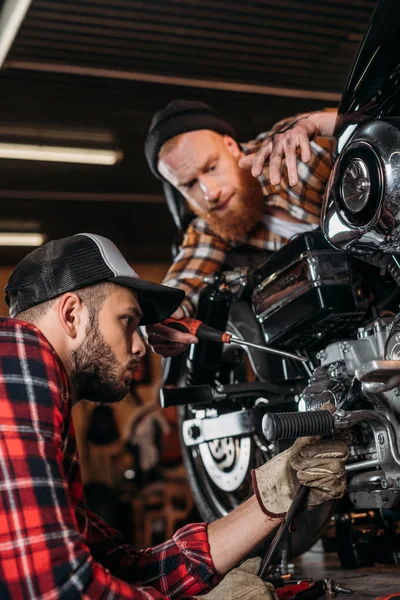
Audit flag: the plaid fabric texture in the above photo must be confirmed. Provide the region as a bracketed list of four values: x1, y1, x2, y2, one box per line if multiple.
[162, 110, 333, 316]
[0, 318, 219, 599]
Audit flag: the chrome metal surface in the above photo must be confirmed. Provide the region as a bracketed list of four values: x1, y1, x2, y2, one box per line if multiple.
[198, 436, 251, 492]
[340, 158, 371, 213]
[322, 119, 400, 258]
[319, 322, 390, 373]
[299, 315, 400, 508]
[356, 359, 400, 392]
[334, 408, 400, 469]
[182, 410, 255, 447]
[345, 459, 380, 472]
[253, 250, 351, 321]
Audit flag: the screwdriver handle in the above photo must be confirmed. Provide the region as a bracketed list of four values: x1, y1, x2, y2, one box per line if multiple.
[163, 317, 203, 336]
[162, 317, 231, 343]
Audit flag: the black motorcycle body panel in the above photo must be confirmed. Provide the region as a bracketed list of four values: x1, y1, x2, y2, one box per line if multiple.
[251, 231, 368, 349]
[333, 0, 400, 159]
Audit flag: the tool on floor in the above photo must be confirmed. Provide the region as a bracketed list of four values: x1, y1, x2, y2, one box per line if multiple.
[276, 579, 326, 599]
[162, 317, 307, 362]
[323, 579, 353, 597]
[271, 577, 353, 599]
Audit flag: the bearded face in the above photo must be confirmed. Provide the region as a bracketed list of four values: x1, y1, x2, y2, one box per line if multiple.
[69, 320, 140, 404]
[199, 166, 265, 241]
[158, 130, 265, 242]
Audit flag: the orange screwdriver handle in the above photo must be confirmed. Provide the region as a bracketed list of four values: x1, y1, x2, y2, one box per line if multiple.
[162, 317, 232, 343]
[162, 317, 204, 337]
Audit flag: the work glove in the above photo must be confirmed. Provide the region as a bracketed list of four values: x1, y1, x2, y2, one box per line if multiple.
[194, 557, 277, 599]
[252, 407, 348, 518]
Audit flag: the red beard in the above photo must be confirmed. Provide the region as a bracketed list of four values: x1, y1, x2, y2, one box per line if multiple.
[202, 172, 264, 241]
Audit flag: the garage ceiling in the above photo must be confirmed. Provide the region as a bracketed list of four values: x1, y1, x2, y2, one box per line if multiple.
[0, 0, 376, 264]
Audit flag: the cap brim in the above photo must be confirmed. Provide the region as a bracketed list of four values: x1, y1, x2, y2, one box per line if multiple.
[113, 276, 185, 325]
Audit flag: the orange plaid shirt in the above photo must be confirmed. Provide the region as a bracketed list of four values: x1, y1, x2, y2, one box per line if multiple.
[162, 111, 333, 316]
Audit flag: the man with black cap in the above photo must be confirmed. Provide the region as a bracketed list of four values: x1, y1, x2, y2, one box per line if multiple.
[0, 232, 348, 598]
[144, 100, 337, 356]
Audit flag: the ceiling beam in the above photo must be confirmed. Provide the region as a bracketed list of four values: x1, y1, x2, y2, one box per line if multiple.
[6, 60, 342, 101]
[0, 0, 32, 68]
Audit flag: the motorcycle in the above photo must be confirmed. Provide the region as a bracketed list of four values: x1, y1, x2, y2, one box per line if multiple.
[161, 0, 400, 558]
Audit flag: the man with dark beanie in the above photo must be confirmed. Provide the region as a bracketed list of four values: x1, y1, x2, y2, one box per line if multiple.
[144, 99, 337, 357]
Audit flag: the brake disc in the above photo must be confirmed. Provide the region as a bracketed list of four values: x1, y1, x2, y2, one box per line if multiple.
[198, 436, 251, 492]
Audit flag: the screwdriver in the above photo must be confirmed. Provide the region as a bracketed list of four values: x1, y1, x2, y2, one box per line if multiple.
[162, 317, 307, 362]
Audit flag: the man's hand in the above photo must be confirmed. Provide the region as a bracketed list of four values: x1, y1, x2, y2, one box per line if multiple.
[239, 118, 318, 186]
[145, 306, 198, 357]
[239, 110, 337, 186]
[195, 558, 277, 600]
[252, 411, 348, 518]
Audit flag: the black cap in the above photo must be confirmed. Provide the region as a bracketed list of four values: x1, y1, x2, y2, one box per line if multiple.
[5, 233, 184, 325]
[144, 99, 236, 179]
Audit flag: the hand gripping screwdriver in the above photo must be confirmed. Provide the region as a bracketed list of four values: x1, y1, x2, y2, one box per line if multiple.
[162, 317, 307, 362]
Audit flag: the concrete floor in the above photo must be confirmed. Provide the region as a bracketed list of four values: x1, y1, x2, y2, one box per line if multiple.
[295, 543, 400, 599]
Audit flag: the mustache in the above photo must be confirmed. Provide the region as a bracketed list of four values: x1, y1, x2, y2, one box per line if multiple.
[127, 357, 141, 372]
[207, 198, 228, 211]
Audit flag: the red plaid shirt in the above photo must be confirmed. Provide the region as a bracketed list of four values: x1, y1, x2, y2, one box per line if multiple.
[162, 110, 334, 316]
[0, 317, 219, 599]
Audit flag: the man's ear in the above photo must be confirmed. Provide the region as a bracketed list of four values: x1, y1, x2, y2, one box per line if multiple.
[223, 135, 241, 159]
[57, 293, 86, 339]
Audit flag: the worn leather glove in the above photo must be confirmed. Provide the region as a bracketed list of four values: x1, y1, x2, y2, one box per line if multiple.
[194, 557, 277, 599]
[252, 430, 348, 518]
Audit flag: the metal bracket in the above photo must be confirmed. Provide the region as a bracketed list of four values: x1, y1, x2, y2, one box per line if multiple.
[182, 409, 255, 446]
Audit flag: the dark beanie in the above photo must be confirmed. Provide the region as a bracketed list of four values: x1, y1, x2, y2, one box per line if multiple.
[144, 99, 236, 179]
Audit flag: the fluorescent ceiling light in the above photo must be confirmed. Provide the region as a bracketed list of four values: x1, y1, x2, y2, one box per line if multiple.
[0, 233, 46, 246]
[0, 0, 32, 68]
[0, 143, 122, 165]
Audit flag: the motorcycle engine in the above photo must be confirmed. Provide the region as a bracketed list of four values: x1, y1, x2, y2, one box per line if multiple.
[300, 318, 400, 509]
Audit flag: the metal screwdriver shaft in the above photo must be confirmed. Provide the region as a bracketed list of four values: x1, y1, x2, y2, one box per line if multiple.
[163, 317, 308, 362]
[227, 335, 307, 362]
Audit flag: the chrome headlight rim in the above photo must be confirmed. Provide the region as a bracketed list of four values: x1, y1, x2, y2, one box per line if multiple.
[334, 140, 384, 229]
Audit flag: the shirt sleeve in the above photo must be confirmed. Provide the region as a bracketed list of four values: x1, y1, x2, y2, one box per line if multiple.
[243, 106, 338, 153]
[162, 222, 228, 316]
[84, 508, 219, 597]
[0, 320, 219, 599]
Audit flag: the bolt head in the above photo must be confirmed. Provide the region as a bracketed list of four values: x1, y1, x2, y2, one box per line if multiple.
[188, 425, 201, 439]
[381, 478, 388, 489]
